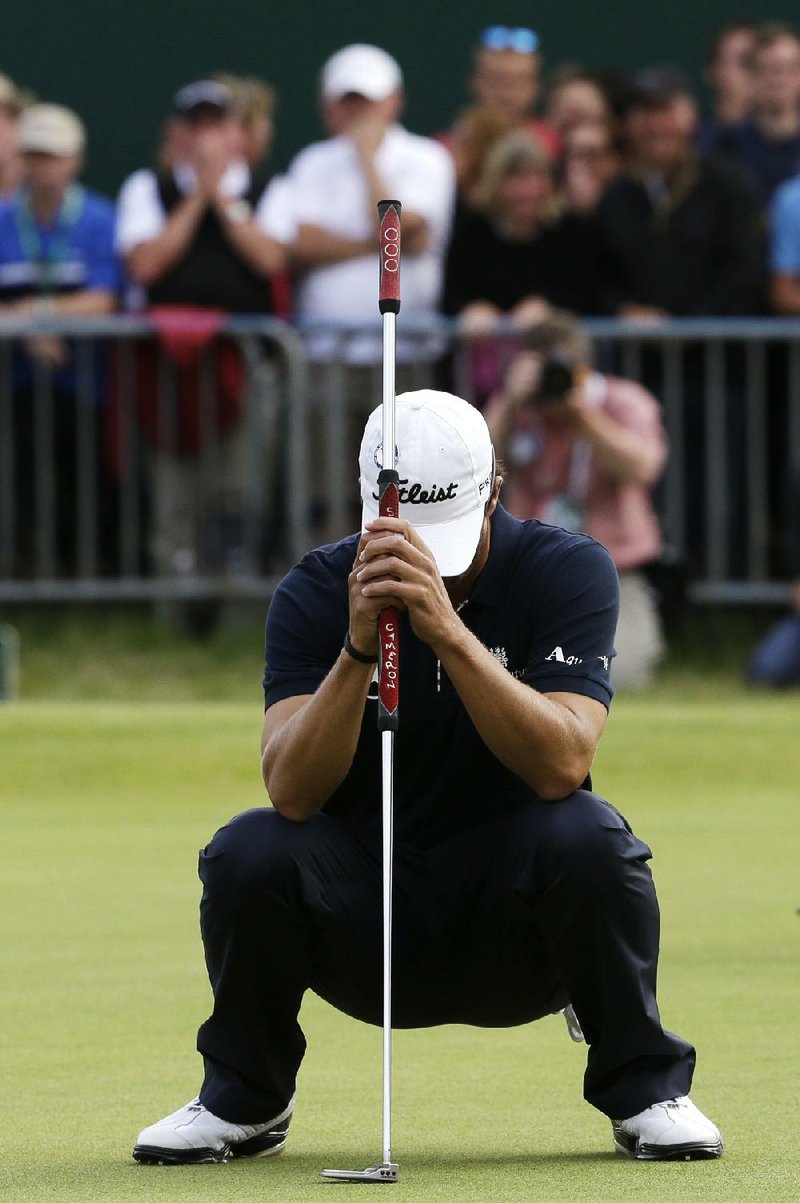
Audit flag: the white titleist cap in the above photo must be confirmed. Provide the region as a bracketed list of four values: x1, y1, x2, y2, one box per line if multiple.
[359, 390, 495, 577]
[20, 104, 85, 156]
[321, 44, 403, 102]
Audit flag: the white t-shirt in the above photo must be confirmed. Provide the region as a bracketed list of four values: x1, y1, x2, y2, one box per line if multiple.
[286, 124, 455, 359]
[114, 159, 289, 254]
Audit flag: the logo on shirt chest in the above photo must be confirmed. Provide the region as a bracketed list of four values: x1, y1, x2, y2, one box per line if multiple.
[488, 645, 523, 678]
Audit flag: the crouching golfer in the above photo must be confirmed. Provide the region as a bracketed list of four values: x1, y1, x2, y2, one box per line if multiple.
[134, 391, 722, 1165]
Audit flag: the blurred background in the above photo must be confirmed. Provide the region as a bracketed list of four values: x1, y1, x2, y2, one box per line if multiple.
[2, 11, 799, 1201]
[2, 0, 775, 192]
[1, 0, 799, 696]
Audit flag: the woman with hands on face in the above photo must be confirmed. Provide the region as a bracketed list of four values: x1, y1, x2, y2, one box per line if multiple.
[441, 129, 562, 335]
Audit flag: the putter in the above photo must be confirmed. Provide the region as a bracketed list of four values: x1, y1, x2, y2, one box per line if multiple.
[321, 199, 402, 1185]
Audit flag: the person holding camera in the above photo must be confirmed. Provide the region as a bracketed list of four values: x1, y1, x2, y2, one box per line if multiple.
[484, 313, 667, 690]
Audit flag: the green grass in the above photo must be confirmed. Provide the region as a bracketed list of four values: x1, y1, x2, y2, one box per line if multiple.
[1, 602, 790, 702]
[0, 606, 268, 702]
[1, 697, 798, 1202]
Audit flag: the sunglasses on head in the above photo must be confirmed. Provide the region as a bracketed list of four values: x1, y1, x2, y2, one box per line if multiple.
[480, 26, 539, 54]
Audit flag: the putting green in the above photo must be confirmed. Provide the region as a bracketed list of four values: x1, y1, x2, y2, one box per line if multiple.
[0, 698, 797, 1202]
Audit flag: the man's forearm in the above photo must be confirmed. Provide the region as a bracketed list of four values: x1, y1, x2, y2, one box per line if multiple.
[357, 155, 430, 252]
[126, 192, 208, 286]
[0, 290, 115, 318]
[212, 200, 287, 277]
[294, 224, 374, 266]
[50, 290, 116, 316]
[262, 652, 374, 819]
[295, 208, 429, 268]
[433, 621, 598, 800]
[771, 273, 800, 315]
[576, 405, 665, 484]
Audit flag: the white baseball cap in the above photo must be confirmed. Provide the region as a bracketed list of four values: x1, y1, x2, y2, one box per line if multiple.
[359, 391, 496, 577]
[321, 44, 403, 102]
[19, 104, 85, 156]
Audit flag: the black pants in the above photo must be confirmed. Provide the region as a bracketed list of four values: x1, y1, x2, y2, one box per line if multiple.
[196, 791, 695, 1124]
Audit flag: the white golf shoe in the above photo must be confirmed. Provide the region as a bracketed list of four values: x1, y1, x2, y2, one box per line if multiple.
[612, 1095, 723, 1160]
[133, 1095, 294, 1165]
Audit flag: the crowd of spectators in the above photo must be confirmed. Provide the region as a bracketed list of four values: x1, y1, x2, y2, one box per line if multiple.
[4, 23, 798, 344]
[1, 22, 800, 675]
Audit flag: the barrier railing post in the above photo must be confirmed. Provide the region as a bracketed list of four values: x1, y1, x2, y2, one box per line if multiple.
[276, 324, 311, 568]
[661, 338, 686, 562]
[0, 623, 20, 701]
[0, 314, 797, 606]
[745, 340, 769, 580]
[0, 341, 14, 578]
[76, 337, 97, 578]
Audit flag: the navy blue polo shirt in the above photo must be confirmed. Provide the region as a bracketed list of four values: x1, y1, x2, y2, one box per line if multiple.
[264, 505, 618, 847]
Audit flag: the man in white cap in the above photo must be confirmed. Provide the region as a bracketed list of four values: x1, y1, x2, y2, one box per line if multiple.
[283, 44, 455, 540]
[0, 103, 117, 327]
[288, 44, 453, 338]
[0, 103, 119, 572]
[133, 390, 722, 1167]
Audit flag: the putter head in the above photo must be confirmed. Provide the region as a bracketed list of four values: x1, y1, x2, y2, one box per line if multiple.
[320, 1162, 399, 1183]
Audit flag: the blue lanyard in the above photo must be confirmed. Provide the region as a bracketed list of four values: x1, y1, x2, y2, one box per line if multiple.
[13, 184, 85, 295]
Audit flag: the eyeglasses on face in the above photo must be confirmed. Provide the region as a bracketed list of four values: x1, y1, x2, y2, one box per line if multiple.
[480, 26, 539, 54]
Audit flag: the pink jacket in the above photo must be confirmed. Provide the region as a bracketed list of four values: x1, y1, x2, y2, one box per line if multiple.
[490, 373, 667, 571]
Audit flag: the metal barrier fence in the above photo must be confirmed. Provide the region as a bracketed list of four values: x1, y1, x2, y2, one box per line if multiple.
[0, 315, 797, 605]
[580, 318, 800, 604]
[0, 316, 310, 601]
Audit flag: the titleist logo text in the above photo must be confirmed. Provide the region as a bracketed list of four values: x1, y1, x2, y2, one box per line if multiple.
[372, 479, 459, 505]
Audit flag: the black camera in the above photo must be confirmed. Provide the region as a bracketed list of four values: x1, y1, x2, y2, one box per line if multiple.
[531, 350, 576, 407]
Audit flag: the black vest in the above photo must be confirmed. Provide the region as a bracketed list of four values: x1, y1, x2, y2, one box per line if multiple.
[147, 168, 275, 313]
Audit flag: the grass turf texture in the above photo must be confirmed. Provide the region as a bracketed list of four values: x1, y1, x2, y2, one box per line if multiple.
[1, 698, 797, 1202]
[0, 602, 786, 701]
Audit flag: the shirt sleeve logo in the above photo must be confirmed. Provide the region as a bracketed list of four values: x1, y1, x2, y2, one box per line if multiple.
[545, 645, 584, 666]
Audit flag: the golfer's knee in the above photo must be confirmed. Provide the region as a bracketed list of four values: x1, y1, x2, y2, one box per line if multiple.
[543, 791, 647, 884]
[200, 807, 313, 894]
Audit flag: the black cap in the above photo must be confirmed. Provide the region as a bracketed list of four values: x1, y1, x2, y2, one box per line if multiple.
[629, 66, 694, 108]
[173, 79, 233, 117]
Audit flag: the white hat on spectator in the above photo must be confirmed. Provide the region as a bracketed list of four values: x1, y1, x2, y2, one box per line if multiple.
[321, 44, 403, 102]
[19, 104, 85, 156]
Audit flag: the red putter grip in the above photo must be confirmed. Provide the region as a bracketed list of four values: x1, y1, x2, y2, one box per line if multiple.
[377, 472, 400, 730]
[378, 200, 402, 315]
